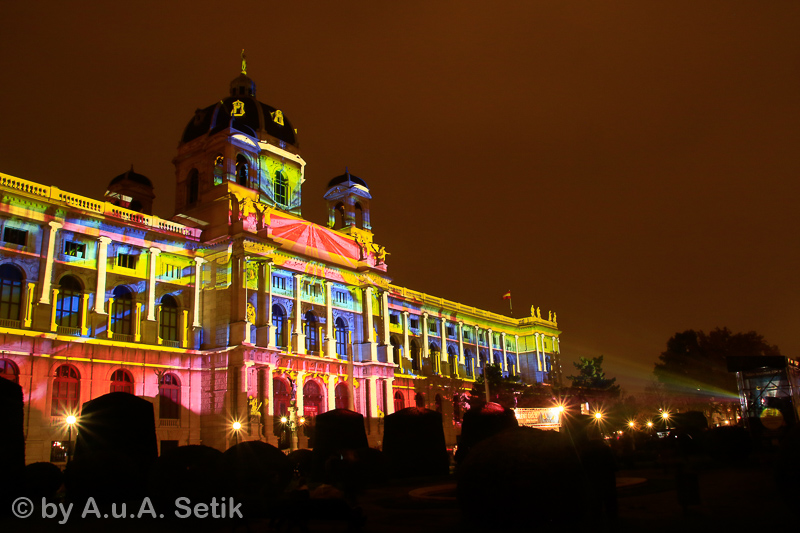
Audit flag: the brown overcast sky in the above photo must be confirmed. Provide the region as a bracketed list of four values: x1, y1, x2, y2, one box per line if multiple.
[1, 1, 798, 393]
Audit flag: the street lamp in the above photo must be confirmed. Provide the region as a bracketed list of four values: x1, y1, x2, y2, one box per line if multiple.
[65, 414, 77, 464]
[628, 420, 636, 430]
[661, 411, 671, 432]
[232, 421, 242, 445]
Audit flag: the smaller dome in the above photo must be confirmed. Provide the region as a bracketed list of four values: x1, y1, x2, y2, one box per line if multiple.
[327, 171, 368, 190]
[230, 73, 256, 97]
[109, 166, 153, 188]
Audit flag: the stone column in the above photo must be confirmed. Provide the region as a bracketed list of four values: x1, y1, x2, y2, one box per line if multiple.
[474, 325, 481, 367]
[381, 290, 390, 346]
[23, 283, 35, 327]
[146, 247, 160, 320]
[402, 311, 410, 365]
[134, 302, 143, 342]
[293, 273, 305, 354]
[441, 318, 448, 366]
[80, 292, 89, 335]
[422, 313, 429, 363]
[534, 333, 542, 371]
[325, 281, 335, 357]
[106, 298, 114, 339]
[501, 332, 508, 374]
[457, 321, 465, 365]
[385, 377, 395, 414]
[39, 221, 62, 304]
[327, 376, 336, 411]
[295, 371, 306, 416]
[487, 328, 494, 365]
[192, 257, 205, 328]
[49, 288, 59, 331]
[364, 287, 375, 342]
[265, 364, 275, 416]
[368, 376, 379, 418]
[515, 334, 521, 374]
[94, 236, 112, 313]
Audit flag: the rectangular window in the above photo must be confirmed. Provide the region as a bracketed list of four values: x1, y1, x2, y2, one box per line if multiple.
[428, 321, 437, 334]
[447, 325, 455, 337]
[3, 227, 27, 247]
[63, 241, 86, 258]
[272, 275, 286, 291]
[410, 318, 419, 329]
[389, 314, 400, 325]
[117, 253, 136, 269]
[162, 264, 181, 279]
[334, 290, 349, 305]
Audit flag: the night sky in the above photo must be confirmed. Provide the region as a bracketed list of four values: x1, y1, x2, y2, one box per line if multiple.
[1, 2, 798, 393]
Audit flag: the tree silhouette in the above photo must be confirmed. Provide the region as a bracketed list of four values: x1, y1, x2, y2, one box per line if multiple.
[567, 355, 621, 406]
[653, 327, 780, 402]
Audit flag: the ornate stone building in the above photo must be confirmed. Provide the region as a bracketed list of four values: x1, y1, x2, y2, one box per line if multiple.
[0, 65, 562, 463]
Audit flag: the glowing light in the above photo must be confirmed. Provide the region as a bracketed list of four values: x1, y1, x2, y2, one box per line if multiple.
[280, 416, 288, 424]
[661, 411, 670, 420]
[646, 421, 653, 428]
[628, 420, 636, 429]
[299, 417, 305, 425]
[594, 411, 603, 420]
[556, 405, 565, 413]
[66, 415, 77, 425]
[232, 421, 242, 431]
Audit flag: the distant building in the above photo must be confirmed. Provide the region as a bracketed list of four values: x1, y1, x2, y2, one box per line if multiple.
[0, 66, 562, 463]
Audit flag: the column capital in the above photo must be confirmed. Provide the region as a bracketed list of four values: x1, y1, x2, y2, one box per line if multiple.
[193, 256, 206, 265]
[514, 334, 519, 339]
[422, 312, 428, 319]
[48, 220, 63, 230]
[402, 310, 409, 316]
[458, 320, 463, 326]
[293, 272, 304, 279]
[501, 331, 506, 338]
[149, 246, 161, 255]
[534, 332, 540, 338]
[98, 236, 112, 244]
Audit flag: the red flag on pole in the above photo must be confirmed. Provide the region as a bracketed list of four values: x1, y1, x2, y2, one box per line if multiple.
[502, 291, 513, 315]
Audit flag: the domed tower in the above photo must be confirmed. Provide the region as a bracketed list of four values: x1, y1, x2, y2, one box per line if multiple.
[104, 166, 155, 214]
[323, 168, 373, 235]
[172, 55, 306, 230]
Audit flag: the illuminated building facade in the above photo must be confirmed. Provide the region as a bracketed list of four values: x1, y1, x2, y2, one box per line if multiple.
[0, 66, 563, 463]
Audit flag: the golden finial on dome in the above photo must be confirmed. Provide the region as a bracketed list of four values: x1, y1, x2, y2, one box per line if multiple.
[241, 49, 247, 75]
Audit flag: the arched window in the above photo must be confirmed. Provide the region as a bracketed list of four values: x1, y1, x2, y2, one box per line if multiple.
[159, 295, 179, 342]
[429, 343, 439, 374]
[335, 317, 348, 358]
[394, 391, 405, 412]
[435, 394, 442, 413]
[52, 365, 80, 416]
[304, 311, 318, 353]
[274, 171, 288, 206]
[235, 154, 249, 186]
[186, 169, 199, 205]
[56, 275, 82, 330]
[303, 380, 323, 418]
[410, 341, 420, 372]
[506, 356, 515, 377]
[110, 369, 133, 394]
[448, 346, 458, 377]
[390, 336, 402, 365]
[0, 359, 19, 384]
[273, 377, 290, 417]
[158, 373, 181, 419]
[111, 286, 134, 336]
[0, 264, 23, 323]
[333, 202, 345, 229]
[354, 202, 364, 229]
[415, 393, 425, 408]
[478, 350, 487, 376]
[335, 382, 349, 410]
[272, 304, 285, 347]
[464, 349, 474, 378]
